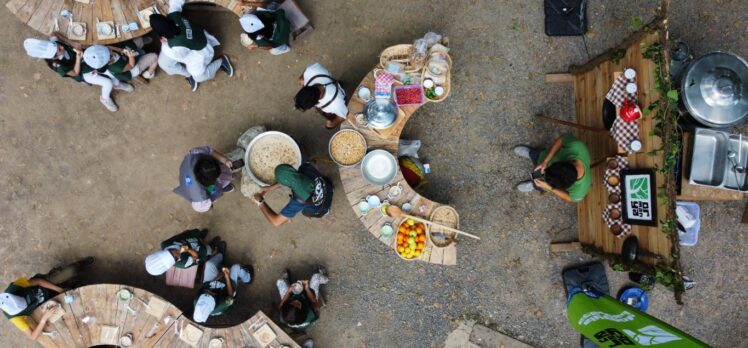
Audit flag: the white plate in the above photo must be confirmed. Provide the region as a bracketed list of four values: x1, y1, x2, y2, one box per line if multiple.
[361, 150, 398, 185]
[98, 23, 114, 35]
[72, 24, 86, 36]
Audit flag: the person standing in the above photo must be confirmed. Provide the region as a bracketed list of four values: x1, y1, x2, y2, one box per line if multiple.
[149, 0, 233, 92]
[173, 146, 240, 213]
[294, 63, 348, 129]
[239, 8, 291, 55]
[513, 134, 591, 203]
[276, 266, 328, 330]
[192, 252, 253, 323]
[253, 163, 333, 226]
[145, 228, 223, 276]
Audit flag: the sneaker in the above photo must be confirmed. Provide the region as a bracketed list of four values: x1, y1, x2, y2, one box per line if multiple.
[516, 180, 535, 193]
[244, 264, 255, 283]
[222, 183, 235, 193]
[513, 145, 532, 160]
[281, 269, 290, 282]
[220, 55, 234, 77]
[269, 44, 290, 56]
[142, 70, 155, 79]
[216, 240, 227, 256]
[113, 83, 133, 92]
[302, 338, 314, 348]
[100, 97, 118, 112]
[186, 76, 198, 92]
[209, 236, 221, 251]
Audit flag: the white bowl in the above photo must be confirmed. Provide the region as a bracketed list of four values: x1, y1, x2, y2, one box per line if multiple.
[361, 150, 398, 186]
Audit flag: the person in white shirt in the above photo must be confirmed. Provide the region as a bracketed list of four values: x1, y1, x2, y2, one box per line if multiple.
[149, 0, 233, 92]
[294, 63, 348, 129]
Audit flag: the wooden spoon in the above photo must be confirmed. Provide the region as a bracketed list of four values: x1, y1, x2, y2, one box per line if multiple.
[386, 205, 481, 240]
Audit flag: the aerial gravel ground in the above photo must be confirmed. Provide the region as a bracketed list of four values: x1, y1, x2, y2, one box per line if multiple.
[0, 0, 746, 347]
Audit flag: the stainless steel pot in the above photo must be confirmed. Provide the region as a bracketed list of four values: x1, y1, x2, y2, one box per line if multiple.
[364, 98, 398, 130]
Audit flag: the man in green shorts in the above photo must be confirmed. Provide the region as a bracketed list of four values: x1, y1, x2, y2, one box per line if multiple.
[513, 134, 591, 203]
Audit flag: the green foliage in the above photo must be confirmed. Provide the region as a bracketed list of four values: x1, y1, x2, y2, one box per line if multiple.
[610, 49, 627, 64]
[630, 16, 643, 31]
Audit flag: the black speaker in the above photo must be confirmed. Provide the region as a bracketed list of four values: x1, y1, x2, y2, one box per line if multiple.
[545, 0, 587, 36]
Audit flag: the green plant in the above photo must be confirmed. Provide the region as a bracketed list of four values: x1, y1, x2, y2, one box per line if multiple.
[610, 48, 626, 64]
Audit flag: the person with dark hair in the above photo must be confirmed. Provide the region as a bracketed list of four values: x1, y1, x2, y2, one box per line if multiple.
[294, 63, 348, 129]
[173, 146, 241, 213]
[145, 228, 223, 276]
[276, 267, 328, 330]
[253, 163, 334, 226]
[149, 0, 233, 92]
[239, 7, 291, 55]
[513, 134, 591, 203]
[192, 251, 253, 323]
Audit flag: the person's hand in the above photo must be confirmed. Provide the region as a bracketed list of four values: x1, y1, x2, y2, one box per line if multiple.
[533, 179, 552, 191]
[74, 48, 83, 57]
[123, 49, 136, 58]
[222, 267, 230, 275]
[72, 42, 82, 50]
[252, 192, 264, 205]
[534, 162, 547, 174]
[301, 280, 310, 288]
[179, 245, 189, 253]
[160, 37, 168, 44]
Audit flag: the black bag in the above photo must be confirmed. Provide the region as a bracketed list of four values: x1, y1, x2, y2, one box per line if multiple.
[294, 163, 334, 218]
[544, 0, 587, 36]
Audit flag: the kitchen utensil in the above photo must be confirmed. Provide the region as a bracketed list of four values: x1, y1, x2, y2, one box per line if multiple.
[624, 68, 636, 79]
[625, 82, 637, 94]
[380, 223, 393, 237]
[609, 193, 621, 203]
[119, 333, 133, 347]
[361, 150, 398, 185]
[387, 182, 403, 199]
[357, 200, 371, 214]
[328, 129, 367, 167]
[354, 113, 368, 127]
[386, 205, 481, 240]
[117, 289, 132, 301]
[252, 324, 277, 347]
[681, 51, 748, 128]
[620, 98, 642, 122]
[364, 99, 398, 130]
[423, 78, 434, 88]
[401, 202, 413, 213]
[209, 337, 225, 348]
[621, 236, 639, 264]
[243, 131, 302, 187]
[98, 22, 114, 35]
[357, 86, 372, 101]
[629, 139, 642, 151]
[366, 195, 381, 208]
[429, 205, 459, 248]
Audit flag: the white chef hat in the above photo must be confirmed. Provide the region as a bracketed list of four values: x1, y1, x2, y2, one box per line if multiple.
[191, 200, 212, 213]
[239, 14, 265, 33]
[145, 250, 176, 275]
[0, 293, 28, 316]
[83, 45, 110, 69]
[24, 38, 58, 59]
[193, 293, 216, 323]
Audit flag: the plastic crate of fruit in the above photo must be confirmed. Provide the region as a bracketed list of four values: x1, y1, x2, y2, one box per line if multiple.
[393, 85, 425, 106]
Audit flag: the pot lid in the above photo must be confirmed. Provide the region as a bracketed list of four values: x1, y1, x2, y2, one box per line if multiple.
[682, 52, 748, 128]
[365, 99, 398, 129]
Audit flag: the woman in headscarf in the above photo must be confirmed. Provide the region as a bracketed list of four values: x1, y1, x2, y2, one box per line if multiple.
[239, 8, 291, 55]
[253, 163, 333, 226]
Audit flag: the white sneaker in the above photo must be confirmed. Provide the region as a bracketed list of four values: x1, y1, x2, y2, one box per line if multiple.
[114, 83, 133, 92]
[142, 70, 155, 79]
[516, 180, 535, 193]
[513, 145, 532, 160]
[270, 44, 290, 55]
[100, 97, 118, 112]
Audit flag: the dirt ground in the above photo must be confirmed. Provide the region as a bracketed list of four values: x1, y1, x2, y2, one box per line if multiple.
[1, 1, 747, 347]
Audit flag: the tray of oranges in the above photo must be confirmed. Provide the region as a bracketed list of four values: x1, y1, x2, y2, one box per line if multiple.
[395, 218, 429, 260]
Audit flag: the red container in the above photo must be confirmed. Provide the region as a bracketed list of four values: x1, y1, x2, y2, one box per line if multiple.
[394, 85, 425, 106]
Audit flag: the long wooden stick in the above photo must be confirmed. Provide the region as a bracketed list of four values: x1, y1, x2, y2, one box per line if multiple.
[535, 114, 609, 133]
[404, 214, 481, 240]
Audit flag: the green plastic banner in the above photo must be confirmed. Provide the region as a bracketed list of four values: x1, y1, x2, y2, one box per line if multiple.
[567, 290, 710, 347]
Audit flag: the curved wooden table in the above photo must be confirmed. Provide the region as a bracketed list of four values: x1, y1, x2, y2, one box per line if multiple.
[5, 0, 257, 45]
[30, 283, 299, 348]
[339, 66, 458, 266]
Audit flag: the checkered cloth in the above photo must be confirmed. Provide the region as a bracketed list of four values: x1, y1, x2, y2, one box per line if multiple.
[611, 118, 641, 154]
[605, 74, 637, 107]
[603, 203, 632, 238]
[375, 71, 396, 98]
[604, 156, 629, 193]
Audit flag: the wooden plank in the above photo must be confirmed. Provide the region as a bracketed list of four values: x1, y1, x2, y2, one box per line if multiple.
[6, 0, 33, 15]
[16, 0, 44, 23]
[544, 73, 573, 83]
[550, 241, 583, 253]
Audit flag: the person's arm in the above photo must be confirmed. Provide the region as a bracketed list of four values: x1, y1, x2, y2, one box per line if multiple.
[222, 268, 235, 297]
[278, 288, 293, 309]
[27, 279, 64, 293]
[23, 308, 55, 340]
[535, 135, 565, 173]
[179, 245, 200, 261]
[253, 192, 290, 227]
[121, 49, 136, 72]
[210, 149, 233, 169]
[240, 1, 267, 6]
[66, 48, 83, 77]
[298, 72, 305, 86]
[260, 183, 281, 195]
[533, 179, 574, 204]
[302, 280, 321, 313]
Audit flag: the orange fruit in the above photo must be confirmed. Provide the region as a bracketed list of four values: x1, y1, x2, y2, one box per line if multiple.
[397, 246, 404, 253]
[417, 242, 425, 249]
[397, 235, 403, 242]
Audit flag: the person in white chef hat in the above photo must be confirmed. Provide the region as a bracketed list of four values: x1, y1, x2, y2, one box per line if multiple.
[239, 7, 291, 56]
[1, 277, 64, 340]
[81, 44, 134, 112]
[23, 37, 92, 83]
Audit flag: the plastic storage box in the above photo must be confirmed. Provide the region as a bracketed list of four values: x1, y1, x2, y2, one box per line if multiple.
[676, 201, 701, 246]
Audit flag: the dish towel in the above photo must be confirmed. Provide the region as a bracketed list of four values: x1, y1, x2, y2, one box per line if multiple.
[611, 118, 641, 154]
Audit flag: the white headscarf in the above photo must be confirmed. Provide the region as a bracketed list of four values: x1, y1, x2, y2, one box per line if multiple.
[83, 45, 110, 69]
[239, 14, 265, 33]
[0, 293, 28, 316]
[193, 293, 216, 323]
[24, 39, 58, 59]
[145, 250, 176, 275]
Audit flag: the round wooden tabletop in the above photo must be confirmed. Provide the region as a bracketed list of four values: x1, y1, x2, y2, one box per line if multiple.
[5, 0, 256, 46]
[338, 55, 458, 266]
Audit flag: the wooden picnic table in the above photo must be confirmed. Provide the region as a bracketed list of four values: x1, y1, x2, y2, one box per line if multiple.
[339, 62, 458, 266]
[5, 0, 259, 46]
[30, 283, 299, 348]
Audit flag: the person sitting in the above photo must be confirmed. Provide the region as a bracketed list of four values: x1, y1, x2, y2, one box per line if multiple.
[276, 266, 328, 330]
[239, 8, 291, 56]
[192, 252, 253, 323]
[102, 39, 159, 84]
[294, 63, 348, 129]
[145, 228, 224, 276]
[1, 258, 94, 340]
[23, 36, 90, 83]
[513, 134, 591, 203]
[81, 45, 134, 112]
[253, 163, 333, 227]
[173, 146, 240, 213]
[149, 0, 233, 92]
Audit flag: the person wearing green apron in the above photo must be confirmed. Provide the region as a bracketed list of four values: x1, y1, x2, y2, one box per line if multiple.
[1, 277, 63, 340]
[145, 228, 224, 276]
[149, 0, 233, 92]
[276, 266, 328, 330]
[192, 253, 253, 323]
[103, 39, 159, 83]
[239, 9, 291, 55]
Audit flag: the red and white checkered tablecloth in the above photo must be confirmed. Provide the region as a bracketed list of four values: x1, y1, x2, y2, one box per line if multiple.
[611, 118, 640, 154]
[605, 74, 637, 107]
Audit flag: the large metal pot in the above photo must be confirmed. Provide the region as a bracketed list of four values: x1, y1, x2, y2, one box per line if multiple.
[681, 51, 748, 128]
[243, 131, 302, 187]
[364, 98, 399, 130]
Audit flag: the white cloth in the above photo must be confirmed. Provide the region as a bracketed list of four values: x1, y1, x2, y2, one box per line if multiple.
[239, 14, 265, 33]
[229, 264, 251, 284]
[160, 31, 220, 78]
[82, 71, 121, 99]
[24, 39, 57, 59]
[202, 253, 224, 283]
[145, 250, 176, 275]
[193, 293, 215, 323]
[83, 45, 110, 69]
[0, 293, 28, 316]
[302, 63, 348, 118]
[191, 199, 212, 213]
[275, 272, 327, 300]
